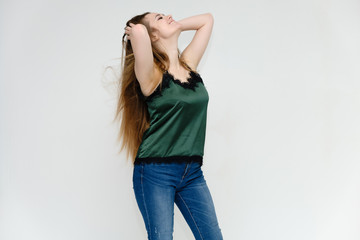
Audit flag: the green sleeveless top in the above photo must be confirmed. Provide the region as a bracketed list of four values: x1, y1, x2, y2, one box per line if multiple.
[134, 69, 209, 166]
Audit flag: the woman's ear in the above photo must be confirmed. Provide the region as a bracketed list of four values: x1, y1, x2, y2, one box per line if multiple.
[150, 33, 159, 42]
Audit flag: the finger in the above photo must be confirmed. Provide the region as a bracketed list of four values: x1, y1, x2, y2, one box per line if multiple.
[123, 33, 130, 41]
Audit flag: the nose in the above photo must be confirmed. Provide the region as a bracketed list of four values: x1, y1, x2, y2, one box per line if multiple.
[167, 14, 172, 21]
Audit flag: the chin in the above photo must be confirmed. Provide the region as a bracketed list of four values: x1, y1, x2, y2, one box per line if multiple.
[172, 23, 181, 31]
[172, 21, 181, 27]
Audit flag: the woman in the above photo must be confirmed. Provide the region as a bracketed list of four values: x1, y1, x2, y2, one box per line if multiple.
[117, 11, 223, 240]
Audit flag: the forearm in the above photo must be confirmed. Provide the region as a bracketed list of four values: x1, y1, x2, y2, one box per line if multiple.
[178, 13, 214, 32]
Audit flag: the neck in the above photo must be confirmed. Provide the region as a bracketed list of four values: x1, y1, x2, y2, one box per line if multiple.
[153, 36, 182, 71]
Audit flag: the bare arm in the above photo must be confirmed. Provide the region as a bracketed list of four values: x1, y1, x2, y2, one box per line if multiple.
[178, 13, 214, 70]
[124, 23, 160, 96]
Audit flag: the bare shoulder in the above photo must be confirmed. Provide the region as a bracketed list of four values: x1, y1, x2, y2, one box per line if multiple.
[138, 66, 163, 97]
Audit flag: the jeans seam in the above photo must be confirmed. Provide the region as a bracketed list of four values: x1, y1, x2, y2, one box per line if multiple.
[140, 163, 152, 239]
[177, 162, 191, 188]
[177, 192, 204, 240]
[182, 162, 190, 179]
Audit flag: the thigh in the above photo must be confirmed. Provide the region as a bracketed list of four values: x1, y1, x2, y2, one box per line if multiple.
[133, 163, 176, 240]
[175, 163, 223, 240]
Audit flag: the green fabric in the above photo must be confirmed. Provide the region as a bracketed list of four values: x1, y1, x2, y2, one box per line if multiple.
[135, 71, 209, 159]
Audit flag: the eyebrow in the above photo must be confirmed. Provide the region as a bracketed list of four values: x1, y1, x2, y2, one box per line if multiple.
[155, 13, 164, 19]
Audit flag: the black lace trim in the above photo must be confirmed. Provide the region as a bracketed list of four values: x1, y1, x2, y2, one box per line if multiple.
[140, 70, 204, 103]
[134, 155, 203, 166]
[164, 70, 203, 90]
[142, 73, 171, 102]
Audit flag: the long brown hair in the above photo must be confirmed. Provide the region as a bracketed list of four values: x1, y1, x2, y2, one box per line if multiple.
[114, 12, 192, 164]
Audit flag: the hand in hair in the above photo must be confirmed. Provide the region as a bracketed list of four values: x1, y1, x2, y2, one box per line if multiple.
[124, 22, 146, 42]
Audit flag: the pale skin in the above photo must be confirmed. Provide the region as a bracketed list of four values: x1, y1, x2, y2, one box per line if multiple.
[124, 12, 214, 97]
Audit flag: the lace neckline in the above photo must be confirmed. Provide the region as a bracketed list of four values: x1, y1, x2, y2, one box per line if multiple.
[164, 70, 203, 89]
[139, 69, 204, 102]
[165, 70, 193, 84]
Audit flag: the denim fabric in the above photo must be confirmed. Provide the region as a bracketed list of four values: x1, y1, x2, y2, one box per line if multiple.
[133, 161, 223, 240]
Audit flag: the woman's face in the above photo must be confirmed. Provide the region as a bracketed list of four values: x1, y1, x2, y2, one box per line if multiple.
[144, 12, 181, 41]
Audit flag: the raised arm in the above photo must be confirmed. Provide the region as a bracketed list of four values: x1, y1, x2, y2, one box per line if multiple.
[178, 13, 214, 70]
[125, 23, 160, 96]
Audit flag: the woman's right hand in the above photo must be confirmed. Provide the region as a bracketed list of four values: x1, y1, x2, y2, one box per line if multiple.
[124, 23, 145, 42]
[124, 23, 134, 41]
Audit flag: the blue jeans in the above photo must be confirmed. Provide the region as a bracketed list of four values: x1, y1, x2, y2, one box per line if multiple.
[133, 161, 223, 240]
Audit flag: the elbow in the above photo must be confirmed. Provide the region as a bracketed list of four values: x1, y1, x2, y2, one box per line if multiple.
[206, 13, 214, 22]
[204, 13, 214, 27]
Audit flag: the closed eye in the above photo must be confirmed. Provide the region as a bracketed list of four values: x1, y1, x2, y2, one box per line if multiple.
[158, 16, 163, 20]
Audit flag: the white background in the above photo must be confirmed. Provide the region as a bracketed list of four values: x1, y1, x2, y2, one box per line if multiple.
[1, 0, 360, 239]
